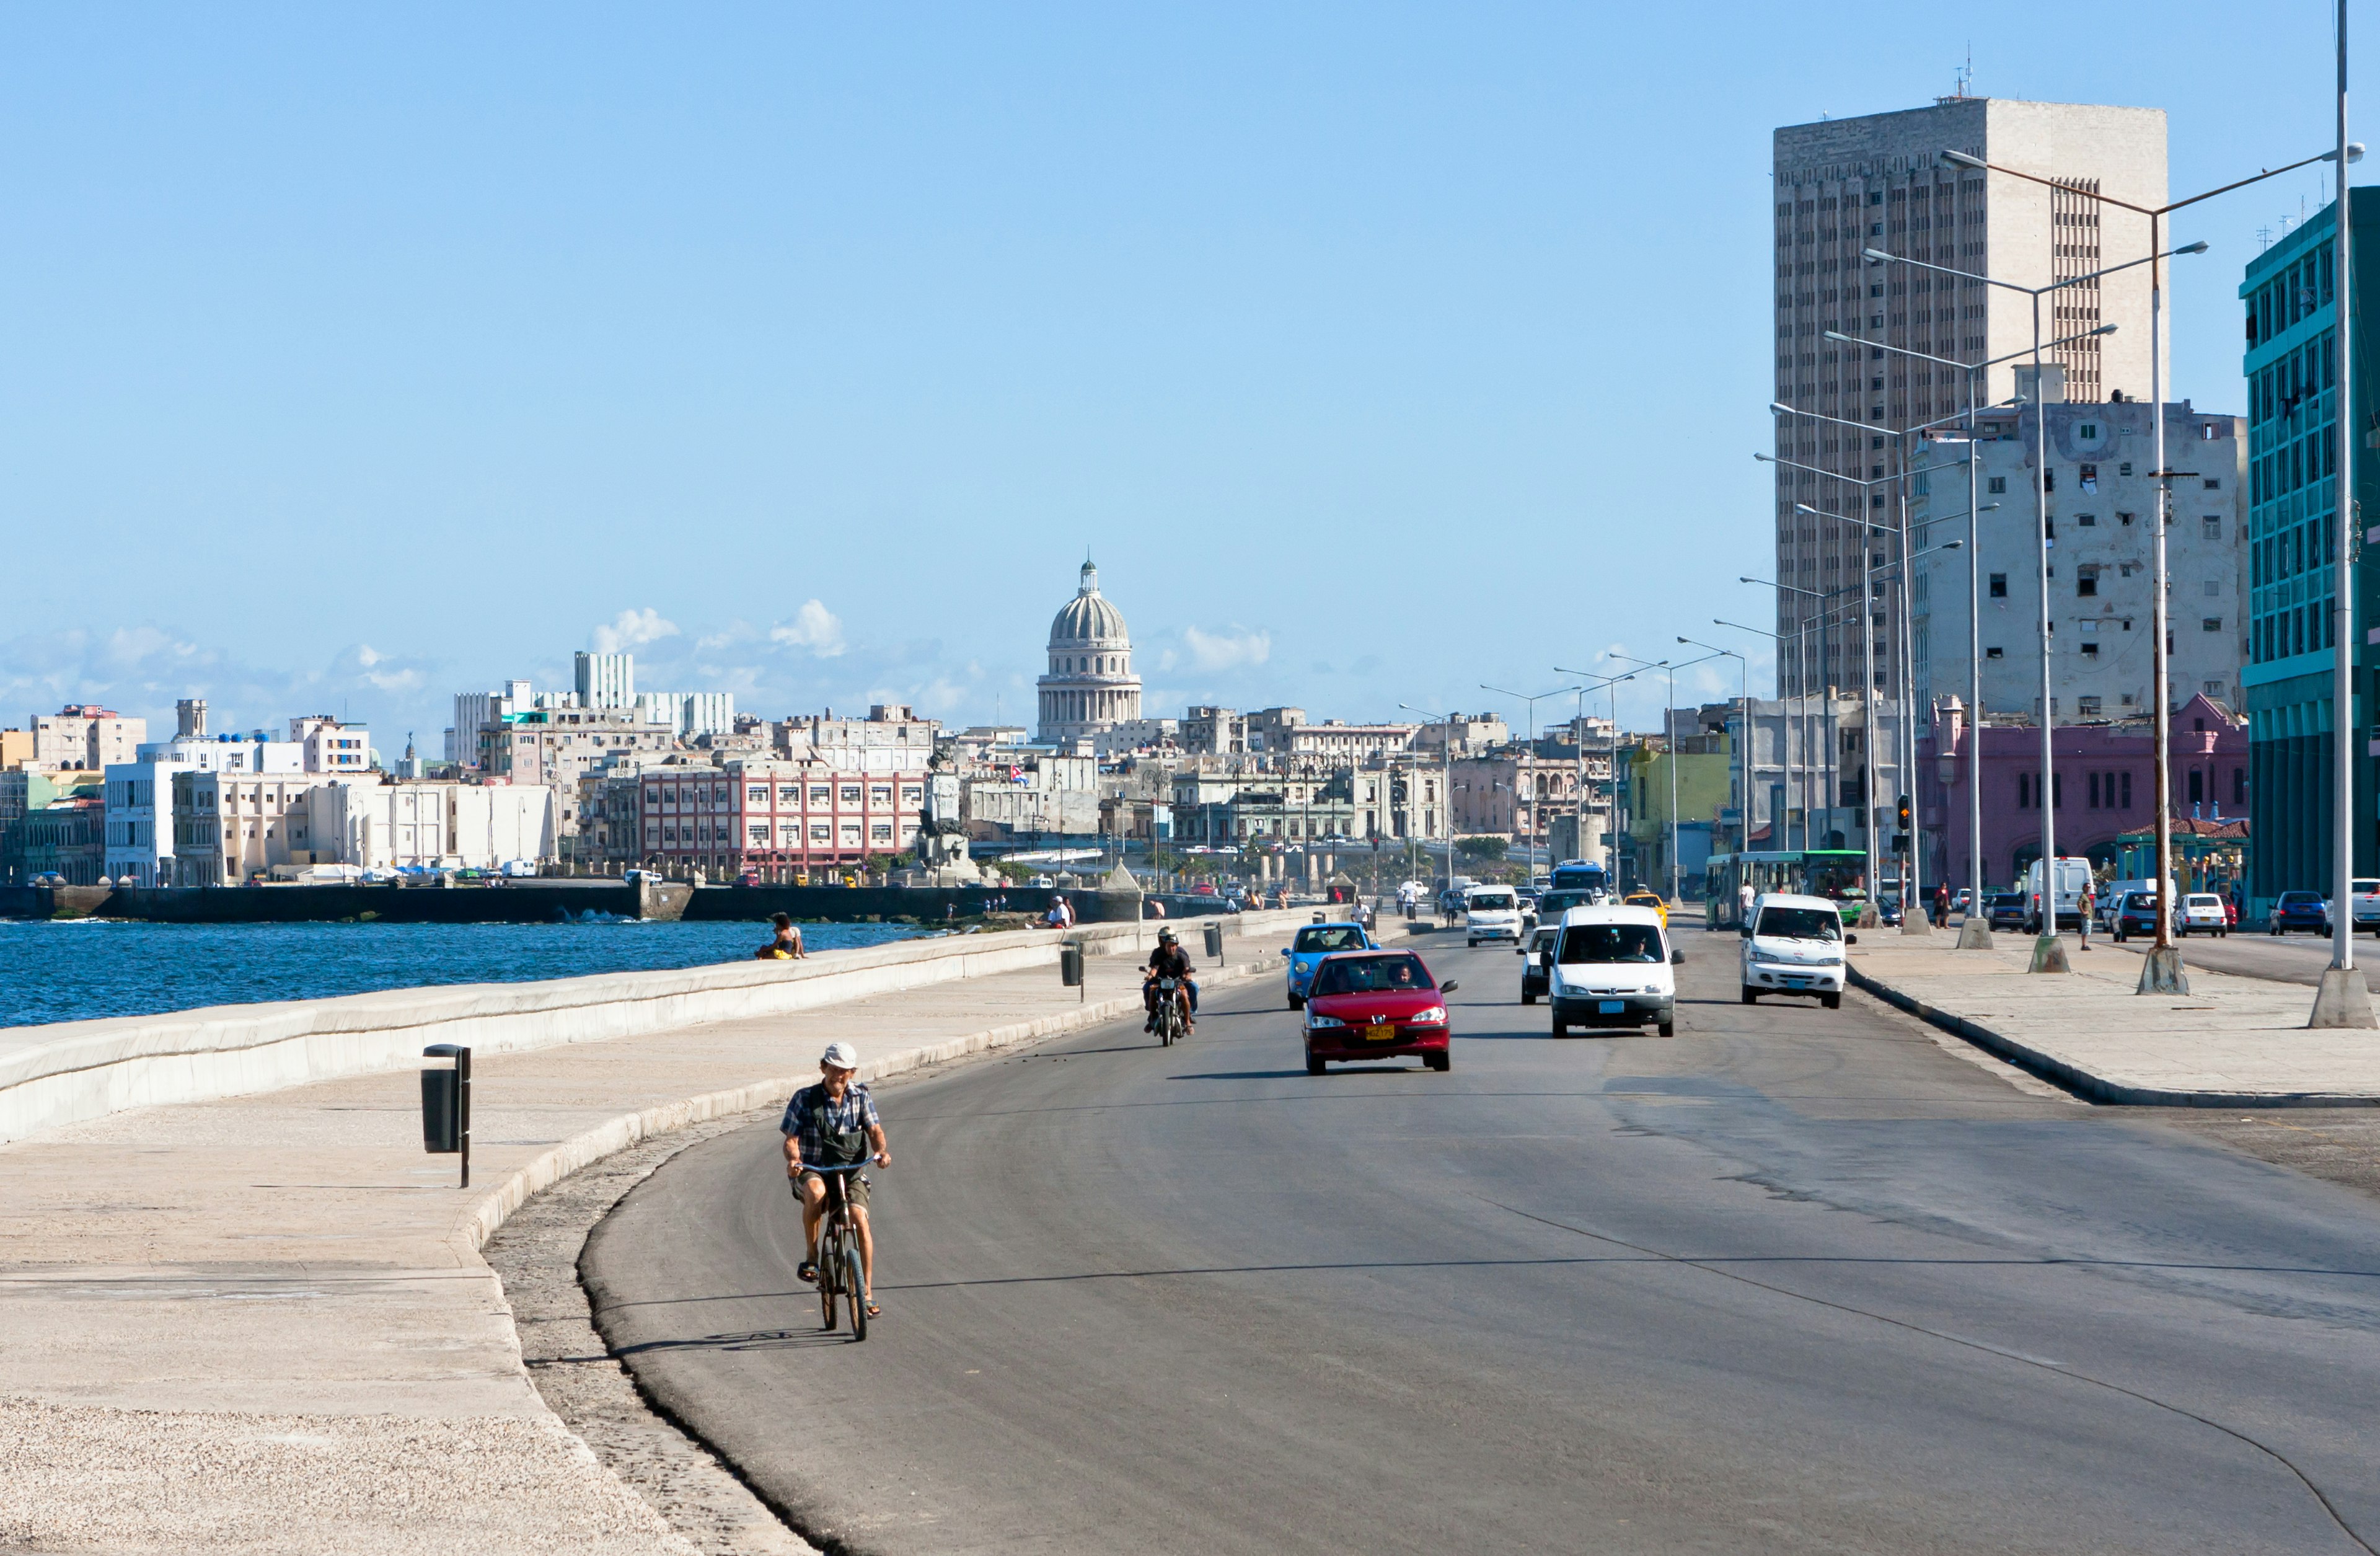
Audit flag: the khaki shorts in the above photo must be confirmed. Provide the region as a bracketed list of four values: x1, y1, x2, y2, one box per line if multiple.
[799, 1169, 870, 1208]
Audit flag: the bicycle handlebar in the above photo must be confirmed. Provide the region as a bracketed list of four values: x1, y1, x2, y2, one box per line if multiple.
[795, 1160, 879, 1173]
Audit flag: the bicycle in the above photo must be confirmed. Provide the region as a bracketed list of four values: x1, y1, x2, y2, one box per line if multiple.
[800, 1161, 874, 1341]
[1152, 975, 1188, 1047]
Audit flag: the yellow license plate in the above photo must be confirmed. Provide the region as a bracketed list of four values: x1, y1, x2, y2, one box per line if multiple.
[1364, 1023, 1398, 1041]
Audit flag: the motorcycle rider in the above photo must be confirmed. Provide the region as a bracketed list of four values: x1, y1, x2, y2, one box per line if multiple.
[1143, 926, 1197, 1035]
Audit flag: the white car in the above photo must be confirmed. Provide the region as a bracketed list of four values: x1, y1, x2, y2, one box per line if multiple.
[1464, 886, 1525, 946]
[2178, 893, 2229, 937]
[1547, 904, 1679, 1037]
[1738, 892, 1851, 1009]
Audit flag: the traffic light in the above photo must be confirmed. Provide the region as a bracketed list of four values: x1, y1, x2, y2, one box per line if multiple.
[1895, 793, 1912, 833]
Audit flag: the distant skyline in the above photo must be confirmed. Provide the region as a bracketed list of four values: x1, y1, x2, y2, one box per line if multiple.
[0, 3, 2362, 745]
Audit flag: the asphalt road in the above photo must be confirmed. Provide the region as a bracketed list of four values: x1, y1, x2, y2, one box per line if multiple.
[586, 929, 2380, 1555]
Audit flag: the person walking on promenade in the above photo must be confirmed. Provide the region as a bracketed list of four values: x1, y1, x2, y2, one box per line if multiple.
[2076, 884, 2096, 952]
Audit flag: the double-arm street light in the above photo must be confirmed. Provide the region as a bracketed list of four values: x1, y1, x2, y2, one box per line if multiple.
[1933, 123, 2365, 1005]
[1481, 683, 1581, 862]
[1711, 618, 1816, 847]
[1677, 639, 1750, 854]
[1611, 650, 1729, 903]
[1841, 324, 2113, 947]
[1551, 668, 1642, 875]
[1859, 241, 2196, 971]
[1397, 703, 1460, 891]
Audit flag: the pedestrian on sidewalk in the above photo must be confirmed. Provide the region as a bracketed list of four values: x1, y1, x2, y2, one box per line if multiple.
[2076, 885, 2096, 952]
[1933, 880, 1950, 928]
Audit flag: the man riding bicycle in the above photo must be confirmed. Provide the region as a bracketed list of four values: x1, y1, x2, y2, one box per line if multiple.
[782, 1041, 891, 1319]
[1143, 926, 1197, 1035]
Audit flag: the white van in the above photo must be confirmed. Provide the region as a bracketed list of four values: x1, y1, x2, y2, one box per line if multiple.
[1547, 904, 1680, 1037]
[2022, 856, 2094, 933]
[1464, 885, 1524, 946]
[1737, 892, 1851, 1009]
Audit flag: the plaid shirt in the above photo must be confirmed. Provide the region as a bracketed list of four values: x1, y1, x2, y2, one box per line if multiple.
[780, 1081, 880, 1168]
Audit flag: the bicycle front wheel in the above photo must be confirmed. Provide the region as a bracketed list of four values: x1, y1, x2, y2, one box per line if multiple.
[843, 1247, 868, 1342]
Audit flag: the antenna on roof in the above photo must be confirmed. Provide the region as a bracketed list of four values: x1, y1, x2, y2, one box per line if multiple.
[1954, 43, 1972, 99]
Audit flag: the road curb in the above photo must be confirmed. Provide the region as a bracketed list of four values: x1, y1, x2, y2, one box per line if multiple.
[1846, 962, 2380, 1109]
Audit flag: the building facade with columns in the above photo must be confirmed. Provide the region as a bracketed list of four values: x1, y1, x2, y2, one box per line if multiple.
[1036, 560, 1142, 746]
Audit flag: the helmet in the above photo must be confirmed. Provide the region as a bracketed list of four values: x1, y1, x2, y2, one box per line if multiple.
[821, 1041, 861, 1071]
[1158, 927, 1178, 943]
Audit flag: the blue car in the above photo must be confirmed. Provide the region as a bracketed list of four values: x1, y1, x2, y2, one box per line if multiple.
[2269, 890, 2332, 935]
[1283, 921, 1380, 1009]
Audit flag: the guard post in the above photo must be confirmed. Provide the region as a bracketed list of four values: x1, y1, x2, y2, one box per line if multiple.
[421, 1043, 471, 1188]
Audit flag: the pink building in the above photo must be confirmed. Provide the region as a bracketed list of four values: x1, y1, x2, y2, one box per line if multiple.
[1918, 694, 2247, 891]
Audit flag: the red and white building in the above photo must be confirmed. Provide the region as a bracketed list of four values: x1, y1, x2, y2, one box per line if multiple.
[638, 758, 927, 880]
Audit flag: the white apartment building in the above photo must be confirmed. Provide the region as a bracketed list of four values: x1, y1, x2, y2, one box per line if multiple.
[575, 652, 635, 710]
[214, 778, 557, 877]
[1909, 399, 2247, 720]
[32, 704, 147, 770]
[449, 680, 534, 766]
[105, 732, 305, 885]
[1773, 96, 2167, 704]
[636, 691, 738, 736]
[289, 715, 372, 774]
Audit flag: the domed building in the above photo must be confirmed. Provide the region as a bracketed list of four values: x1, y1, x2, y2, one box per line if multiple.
[1036, 559, 1142, 745]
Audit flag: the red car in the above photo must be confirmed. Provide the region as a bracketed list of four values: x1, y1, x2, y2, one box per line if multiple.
[1301, 950, 1457, 1075]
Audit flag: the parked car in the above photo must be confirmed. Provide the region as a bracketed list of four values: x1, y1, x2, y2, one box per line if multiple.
[1302, 951, 1455, 1074]
[1986, 892, 2028, 932]
[1737, 893, 1849, 1009]
[1282, 921, 1378, 1009]
[2270, 891, 2332, 935]
[1518, 924, 1558, 1005]
[1548, 903, 1681, 1038]
[2348, 878, 2380, 935]
[2179, 893, 2230, 937]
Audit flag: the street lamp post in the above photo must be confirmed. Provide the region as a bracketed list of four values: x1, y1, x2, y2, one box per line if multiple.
[1711, 618, 1811, 847]
[1677, 639, 1750, 854]
[1398, 704, 1461, 898]
[1482, 683, 1581, 863]
[1861, 243, 2189, 971]
[1934, 135, 2364, 999]
[1611, 651, 1726, 903]
[1553, 668, 1642, 877]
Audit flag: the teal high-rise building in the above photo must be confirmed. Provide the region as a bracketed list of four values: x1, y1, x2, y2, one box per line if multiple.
[2242, 190, 2379, 913]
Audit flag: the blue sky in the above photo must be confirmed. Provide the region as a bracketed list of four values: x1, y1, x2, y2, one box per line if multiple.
[0, 3, 2361, 746]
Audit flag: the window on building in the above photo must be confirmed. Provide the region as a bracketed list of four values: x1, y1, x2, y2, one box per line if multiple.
[810, 824, 830, 841]
[2077, 696, 2103, 718]
[2081, 642, 2100, 659]
[778, 785, 798, 803]
[2119, 461, 2134, 476]
[871, 824, 893, 843]
[2078, 566, 2099, 598]
[2078, 512, 2097, 526]
[2233, 768, 2247, 805]
[1988, 476, 2008, 493]
[747, 786, 767, 804]
[809, 785, 829, 803]
[747, 824, 768, 844]
[840, 785, 861, 803]
[1986, 646, 2004, 659]
[2079, 461, 2099, 489]
[2017, 772, 2032, 808]
[2203, 617, 2223, 632]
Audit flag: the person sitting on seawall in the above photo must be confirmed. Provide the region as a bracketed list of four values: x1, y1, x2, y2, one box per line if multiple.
[1144, 926, 1198, 1034]
[755, 912, 808, 960]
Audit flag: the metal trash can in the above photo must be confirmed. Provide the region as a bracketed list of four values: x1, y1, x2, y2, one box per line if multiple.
[421, 1044, 471, 1187]
[1203, 922, 1224, 961]
[1059, 942, 1085, 988]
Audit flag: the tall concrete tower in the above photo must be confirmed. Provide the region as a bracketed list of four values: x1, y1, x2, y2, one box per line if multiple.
[1771, 96, 2167, 702]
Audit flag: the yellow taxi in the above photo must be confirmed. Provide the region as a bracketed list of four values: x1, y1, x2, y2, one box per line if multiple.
[1622, 890, 1669, 927]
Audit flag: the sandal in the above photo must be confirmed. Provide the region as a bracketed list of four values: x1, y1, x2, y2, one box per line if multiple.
[865, 1299, 881, 1318]
[797, 1260, 818, 1284]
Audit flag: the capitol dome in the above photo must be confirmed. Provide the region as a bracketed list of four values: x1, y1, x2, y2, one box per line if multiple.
[1036, 560, 1142, 746]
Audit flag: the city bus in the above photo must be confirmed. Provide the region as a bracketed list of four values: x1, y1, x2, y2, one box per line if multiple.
[1704, 850, 1871, 929]
[1548, 860, 1609, 896]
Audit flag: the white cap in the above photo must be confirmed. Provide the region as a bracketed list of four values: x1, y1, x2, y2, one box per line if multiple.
[821, 1041, 860, 1071]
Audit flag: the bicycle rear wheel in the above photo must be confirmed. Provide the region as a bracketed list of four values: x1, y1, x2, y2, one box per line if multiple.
[843, 1245, 868, 1342]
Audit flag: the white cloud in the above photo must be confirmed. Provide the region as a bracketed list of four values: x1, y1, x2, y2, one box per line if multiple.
[591, 607, 681, 654]
[1184, 625, 1272, 672]
[769, 599, 847, 658]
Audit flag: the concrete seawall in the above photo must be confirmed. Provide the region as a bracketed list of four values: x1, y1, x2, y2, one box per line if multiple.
[0, 909, 1301, 1144]
[0, 880, 1147, 924]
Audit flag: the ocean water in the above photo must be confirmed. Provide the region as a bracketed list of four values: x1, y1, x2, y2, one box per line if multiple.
[0, 917, 933, 1029]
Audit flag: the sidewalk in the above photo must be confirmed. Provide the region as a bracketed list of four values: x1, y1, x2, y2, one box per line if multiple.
[1848, 932, 2380, 1107]
[0, 922, 1310, 1555]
